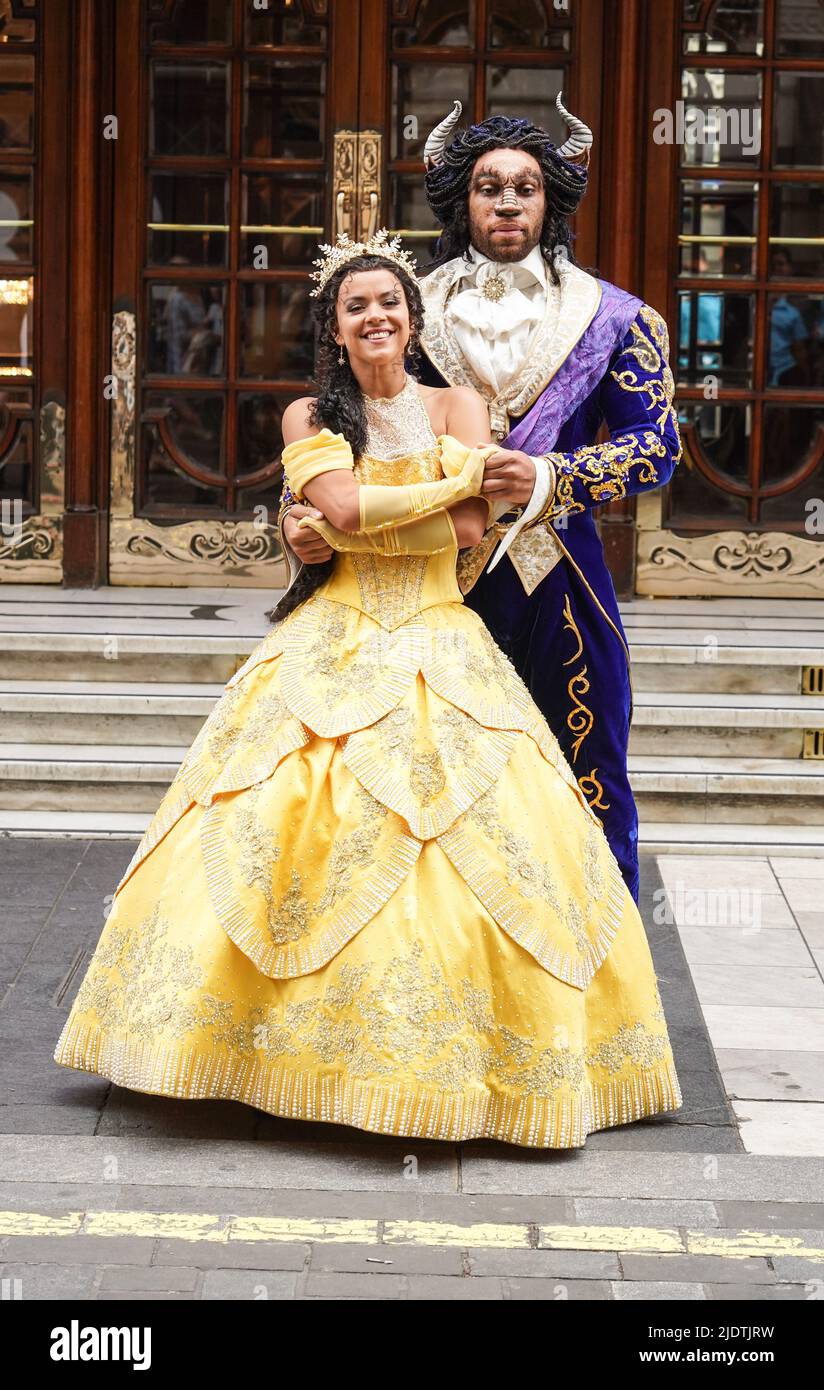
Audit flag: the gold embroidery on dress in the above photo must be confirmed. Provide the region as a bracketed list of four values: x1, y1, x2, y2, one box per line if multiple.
[464, 786, 563, 916]
[349, 552, 429, 628]
[229, 787, 311, 947]
[334, 443, 447, 628]
[315, 783, 389, 914]
[72, 903, 205, 1042]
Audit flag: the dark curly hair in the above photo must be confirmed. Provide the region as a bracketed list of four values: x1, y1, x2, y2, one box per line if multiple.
[424, 115, 592, 286]
[269, 254, 425, 624]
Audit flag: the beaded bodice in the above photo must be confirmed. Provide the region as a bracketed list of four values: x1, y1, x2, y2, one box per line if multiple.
[362, 373, 438, 459]
[313, 379, 462, 630]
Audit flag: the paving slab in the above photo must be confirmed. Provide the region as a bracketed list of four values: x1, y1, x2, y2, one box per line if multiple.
[201, 1269, 299, 1300]
[613, 1280, 706, 1300]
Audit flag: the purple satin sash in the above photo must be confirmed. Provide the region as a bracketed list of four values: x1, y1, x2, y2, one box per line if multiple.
[505, 279, 643, 454]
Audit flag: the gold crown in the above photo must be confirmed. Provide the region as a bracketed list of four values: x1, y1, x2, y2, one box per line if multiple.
[309, 228, 419, 297]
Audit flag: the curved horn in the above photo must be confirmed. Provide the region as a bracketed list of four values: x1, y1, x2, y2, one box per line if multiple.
[423, 99, 463, 170]
[555, 90, 593, 163]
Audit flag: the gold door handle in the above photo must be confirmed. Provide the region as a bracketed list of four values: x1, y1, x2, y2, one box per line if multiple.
[333, 130, 356, 240]
[336, 191, 350, 239]
[365, 191, 378, 241]
[357, 131, 382, 240]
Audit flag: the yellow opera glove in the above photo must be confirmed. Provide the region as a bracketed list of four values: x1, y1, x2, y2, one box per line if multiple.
[358, 435, 499, 532]
[281, 428, 355, 500]
[297, 507, 460, 556]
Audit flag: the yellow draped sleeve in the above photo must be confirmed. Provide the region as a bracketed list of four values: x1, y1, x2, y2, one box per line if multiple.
[281, 428, 355, 501]
[436, 433, 496, 478]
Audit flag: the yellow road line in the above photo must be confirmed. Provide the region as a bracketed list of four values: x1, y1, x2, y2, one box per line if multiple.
[384, 1221, 531, 1249]
[0, 1210, 822, 1261]
[538, 1224, 683, 1253]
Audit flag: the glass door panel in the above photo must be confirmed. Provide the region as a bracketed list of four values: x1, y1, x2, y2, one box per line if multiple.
[0, 0, 68, 584]
[110, 0, 354, 587]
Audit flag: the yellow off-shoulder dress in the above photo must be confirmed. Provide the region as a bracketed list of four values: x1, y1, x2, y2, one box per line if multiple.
[53, 430, 683, 1148]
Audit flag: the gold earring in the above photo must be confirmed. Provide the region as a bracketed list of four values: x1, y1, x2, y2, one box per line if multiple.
[337, 342, 345, 365]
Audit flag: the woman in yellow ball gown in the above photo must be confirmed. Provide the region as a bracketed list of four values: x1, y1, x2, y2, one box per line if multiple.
[53, 233, 682, 1148]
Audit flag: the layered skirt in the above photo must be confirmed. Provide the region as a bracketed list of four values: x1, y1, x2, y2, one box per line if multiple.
[54, 594, 682, 1148]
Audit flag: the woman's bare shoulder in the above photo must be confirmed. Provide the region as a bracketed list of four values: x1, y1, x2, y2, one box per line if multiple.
[281, 396, 319, 445]
[418, 383, 488, 434]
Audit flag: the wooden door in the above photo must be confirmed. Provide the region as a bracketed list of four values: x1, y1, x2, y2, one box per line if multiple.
[106, 0, 609, 588]
[638, 0, 824, 597]
[0, 0, 70, 585]
[108, 0, 360, 587]
[351, 0, 603, 270]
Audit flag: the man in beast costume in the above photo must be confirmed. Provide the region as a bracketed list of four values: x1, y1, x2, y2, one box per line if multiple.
[279, 96, 681, 902]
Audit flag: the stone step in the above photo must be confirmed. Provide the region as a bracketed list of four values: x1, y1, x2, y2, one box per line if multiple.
[3, 681, 823, 754]
[628, 643, 821, 694]
[629, 755, 824, 826]
[0, 744, 182, 813]
[629, 691, 824, 758]
[639, 821, 824, 856]
[4, 629, 823, 697]
[1, 744, 822, 823]
[1, 633, 252, 684]
[0, 681, 222, 745]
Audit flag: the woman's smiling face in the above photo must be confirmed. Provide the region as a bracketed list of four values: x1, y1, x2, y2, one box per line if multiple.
[334, 267, 411, 366]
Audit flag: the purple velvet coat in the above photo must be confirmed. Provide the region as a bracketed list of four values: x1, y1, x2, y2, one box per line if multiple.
[417, 277, 682, 900]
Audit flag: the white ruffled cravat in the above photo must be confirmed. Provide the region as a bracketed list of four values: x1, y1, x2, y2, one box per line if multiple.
[447, 244, 551, 395]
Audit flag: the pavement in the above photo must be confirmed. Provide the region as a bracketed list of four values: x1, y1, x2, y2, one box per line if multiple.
[1, 839, 822, 1301]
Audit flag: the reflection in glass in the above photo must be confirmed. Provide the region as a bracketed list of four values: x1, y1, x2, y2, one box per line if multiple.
[388, 175, 441, 270]
[774, 72, 824, 169]
[244, 60, 325, 159]
[148, 173, 228, 267]
[680, 69, 762, 165]
[236, 393, 284, 510]
[0, 275, 32, 376]
[767, 292, 824, 388]
[246, 1, 327, 47]
[770, 185, 824, 279]
[0, 417, 33, 502]
[240, 281, 313, 381]
[682, 0, 764, 54]
[761, 410, 824, 524]
[143, 391, 224, 510]
[241, 175, 325, 269]
[486, 66, 566, 132]
[489, 0, 568, 48]
[392, 64, 472, 161]
[668, 404, 751, 523]
[150, 61, 228, 157]
[147, 282, 226, 377]
[777, 0, 824, 57]
[678, 291, 753, 387]
[0, 169, 32, 264]
[679, 179, 757, 277]
[149, 0, 230, 45]
[0, 0, 34, 43]
[393, 0, 474, 45]
[0, 56, 34, 151]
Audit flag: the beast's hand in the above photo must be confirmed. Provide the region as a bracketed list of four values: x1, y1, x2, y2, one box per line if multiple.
[480, 448, 536, 507]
